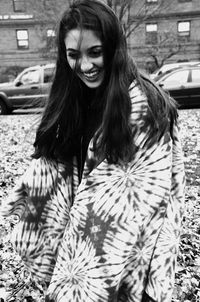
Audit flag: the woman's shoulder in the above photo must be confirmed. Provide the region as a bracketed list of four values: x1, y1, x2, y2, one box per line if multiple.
[22, 156, 73, 187]
[128, 80, 148, 123]
[128, 80, 149, 109]
[27, 156, 57, 172]
[20, 157, 58, 185]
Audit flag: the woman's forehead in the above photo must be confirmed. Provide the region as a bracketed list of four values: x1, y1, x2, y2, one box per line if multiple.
[64, 28, 102, 50]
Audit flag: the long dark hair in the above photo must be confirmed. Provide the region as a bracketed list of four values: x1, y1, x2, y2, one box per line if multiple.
[33, 0, 177, 163]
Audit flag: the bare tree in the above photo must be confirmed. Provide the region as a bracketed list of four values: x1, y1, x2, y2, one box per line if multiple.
[102, 0, 185, 71]
[31, 0, 171, 44]
[29, 0, 71, 59]
[145, 32, 186, 71]
[102, 0, 172, 38]
[31, 0, 181, 67]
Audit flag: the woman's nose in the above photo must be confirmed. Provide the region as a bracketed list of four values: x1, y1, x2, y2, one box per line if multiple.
[80, 56, 93, 72]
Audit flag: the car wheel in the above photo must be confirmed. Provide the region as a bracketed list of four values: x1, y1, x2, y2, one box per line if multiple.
[0, 99, 8, 115]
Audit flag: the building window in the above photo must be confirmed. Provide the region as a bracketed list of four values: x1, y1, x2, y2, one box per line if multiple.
[46, 29, 56, 47]
[178, 21, 190, 41]
[145, 23, 158, 44]
[13, 0, 26, 12]
[146, 0, 158, 3]
[47, 29, 56, 38]
[178, 0, 192, 2]
[16, 29, 29, 49]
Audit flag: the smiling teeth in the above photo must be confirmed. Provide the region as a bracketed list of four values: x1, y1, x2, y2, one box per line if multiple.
[84, 71, 98, 78]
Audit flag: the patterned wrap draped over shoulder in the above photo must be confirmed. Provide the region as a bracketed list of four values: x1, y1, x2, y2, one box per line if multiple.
[0, 81, 185, 302]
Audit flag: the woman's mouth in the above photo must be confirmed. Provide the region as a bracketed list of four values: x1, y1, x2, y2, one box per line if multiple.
[83, 70, 101, 82]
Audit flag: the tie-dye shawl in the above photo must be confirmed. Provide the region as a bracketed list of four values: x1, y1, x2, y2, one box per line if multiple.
[1, 82, 185, 302]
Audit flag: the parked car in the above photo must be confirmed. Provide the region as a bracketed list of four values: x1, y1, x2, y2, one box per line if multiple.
[150, 61, 200, 80]
[154, 65, 200, 109]
[0, 63, 55, 115]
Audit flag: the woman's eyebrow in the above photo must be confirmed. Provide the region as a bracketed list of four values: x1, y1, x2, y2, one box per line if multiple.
[88, 45, 102, 50]
[66, 48, 79, 52]
[90, 45, 102, 48]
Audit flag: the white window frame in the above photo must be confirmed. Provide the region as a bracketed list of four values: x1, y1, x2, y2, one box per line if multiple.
[146, 0, 158, 3]
[177, 20, 191, 41]
[178, 0, 192, 2]
[178, 21, 191, 37]
[13, 0, 26, 12]
[47, 29, 56, 38]
[16, 29, 29, 49]
[145, 23, 158, 44]
[146, 24, 158, 32]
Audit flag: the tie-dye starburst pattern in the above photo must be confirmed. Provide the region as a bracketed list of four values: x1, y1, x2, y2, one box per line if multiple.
[0, 82, 185, 301]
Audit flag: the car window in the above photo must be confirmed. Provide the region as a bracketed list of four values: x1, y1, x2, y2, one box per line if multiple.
[19, 69, 40, 85]
[163, 70, 189, 84]
[44, 67, 54, 83]
[191, 69, 200, 83]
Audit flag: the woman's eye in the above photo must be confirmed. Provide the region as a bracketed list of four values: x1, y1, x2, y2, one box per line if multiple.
[89, 49, 103, 58]
[67, 52, 79, 59]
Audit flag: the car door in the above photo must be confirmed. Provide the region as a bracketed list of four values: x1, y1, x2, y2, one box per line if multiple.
[158, 69, 190, 108]
[7, 67, 43, 109]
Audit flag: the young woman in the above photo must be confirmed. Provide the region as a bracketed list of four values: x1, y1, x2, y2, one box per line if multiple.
[1, 0, 185, 301]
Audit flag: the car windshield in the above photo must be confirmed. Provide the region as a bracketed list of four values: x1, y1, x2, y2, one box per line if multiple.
[18, 69, 40, 85]
[163, 69, 189, 84]
[154, 67, 181, 82]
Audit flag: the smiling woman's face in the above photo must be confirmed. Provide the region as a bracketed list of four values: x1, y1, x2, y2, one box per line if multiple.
[64, 29, 104, 89]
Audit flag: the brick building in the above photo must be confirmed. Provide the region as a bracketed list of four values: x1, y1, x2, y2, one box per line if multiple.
[0, 0, 67, 81]
[0, 0, 200, 80]
[128, 0, 200, 71]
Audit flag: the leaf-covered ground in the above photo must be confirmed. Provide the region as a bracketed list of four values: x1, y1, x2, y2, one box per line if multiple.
[0, 109, 200, 301]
